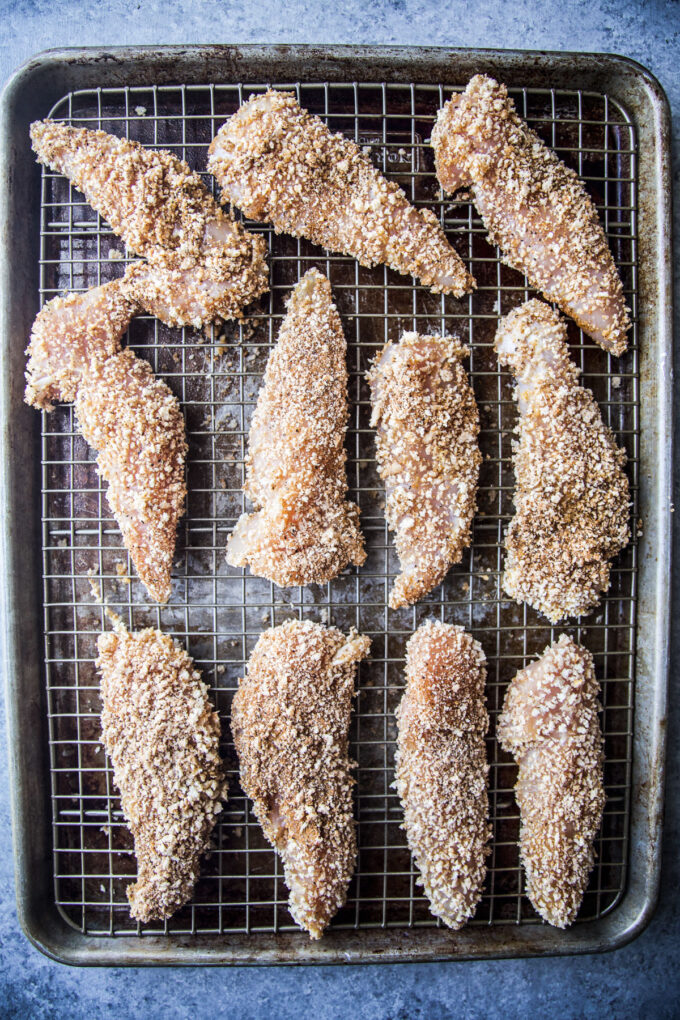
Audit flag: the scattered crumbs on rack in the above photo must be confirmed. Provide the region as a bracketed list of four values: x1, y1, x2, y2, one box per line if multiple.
[320, 608, 329, 624]
[172, 351, 180, 363]
[637, 518, 644, 537]
[86, 569, 103, 604]
[100, 825, 111, 837]
[56, 537, 68, 548]
[260, 612, 269, 623]
[115, 562, 130, 585]
[362, 145, 372, 156]
[483, 404, 491, 413]
[611, 375, 622, 389]
[108, 248, 123, 261]
[100, 883, 107, 893]
[229, 640, 238, 648]
[216, 664, 225, 675]
[219, 478, 227, 489]
[134, 105, 147, 116]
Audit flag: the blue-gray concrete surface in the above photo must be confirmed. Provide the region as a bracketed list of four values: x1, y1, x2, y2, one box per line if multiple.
[1, 2, 678, 1017]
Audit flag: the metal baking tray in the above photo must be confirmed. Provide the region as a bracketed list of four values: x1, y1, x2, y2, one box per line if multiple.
[0, 45, 672, 966]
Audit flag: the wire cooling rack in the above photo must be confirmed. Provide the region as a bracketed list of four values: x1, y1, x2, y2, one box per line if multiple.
[38, 80, 638, 937]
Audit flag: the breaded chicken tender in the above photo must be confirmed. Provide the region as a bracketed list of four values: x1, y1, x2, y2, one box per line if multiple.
[497, 634, 605, 928]
[231, 619, 370, 939]
[432, 75, 630, 354]
[31, 120, 268, 327]
[226, 270, 366, 586]
[367, 333, 481, 609]
[97, 625, 226, 923]
[25, 280, 186, 602]
[395, 621, 490, 928]
[496, 300, 630, 623]
[208, 90, 474, 295]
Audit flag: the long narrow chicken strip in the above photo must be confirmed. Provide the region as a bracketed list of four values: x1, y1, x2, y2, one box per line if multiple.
[30, 120, 268, 326]
[495, 300, 630, 623]
[226, 270, 366, 586]
[98, 625, 226, 923]
[432, 75, 630, 354]
[497, 634, 605, 928]
[232, 619, 370, 939]
[208, 90, 474, 296]
[367, 333, 481, 609]
[25, 280, 186, 603]
[395, 621, 490, 929]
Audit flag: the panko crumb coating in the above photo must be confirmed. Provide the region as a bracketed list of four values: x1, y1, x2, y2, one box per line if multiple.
[367, 333, 481, 609]
[24, 279, 186, 603]
[97, 626, 227, 923]
[227, 269, 366, 586]
[31, 120, 268, 327]
[208, 89, 474, 296]
[496, 299, 630, 623]
[432, 75, 630, 354]
[395, 621, 490, 929]
[231, 619, 370, 939]
[497, 634, 605, 928]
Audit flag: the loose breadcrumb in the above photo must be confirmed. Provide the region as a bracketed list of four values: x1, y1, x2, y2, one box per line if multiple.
[231, 619, 370, 939]
[432, 75, 630, 354]
[495, 299, 630, 623]
[226, 270, 366, 586]
[367, 333, 481, 609]
[208, 90, 474, 296]
[497, 634, 605, 928]
[97, 626, 227, 923]
[395, 621, 490, 929]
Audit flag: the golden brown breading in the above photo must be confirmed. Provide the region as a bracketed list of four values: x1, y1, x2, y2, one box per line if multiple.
[432, 75, 630, 354]
[97, 626, 227, 923]
[31, 120, 268, 327]
[208, 90, 474, 296]
[497, 634, 605, 928]
[231, 619, 370, 939]
[226, 270, 366, 586]
[395, 621, 490, 929]
[367, 333, 481, 609]
[24, 280, 186, 603]
[496, 299, 630, 623]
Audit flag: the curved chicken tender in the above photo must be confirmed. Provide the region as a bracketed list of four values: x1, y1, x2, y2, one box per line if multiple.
[367, 333, 481, 609]
[395, 621, 490, 929]
[231, 619, 370, 939]
[31, 120, 268, 326]
[227, 269, 366, 586]
[25, 280, 186, 603]
[496, 299, 630, 623]
[432, 75, 630, 354]
[497, 634, 605, 928]
[208, 90, 474, 296]
[98, 626, 226, 923]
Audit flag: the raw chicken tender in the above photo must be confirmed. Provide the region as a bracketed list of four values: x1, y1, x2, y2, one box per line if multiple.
[227, 269, 365, 586]
[231, 619, 370, 939]
[367, 333, 480, 609]
[209, 90, 474, 295]
[432, 75, 630, 353]
[498, 634, 605, 928]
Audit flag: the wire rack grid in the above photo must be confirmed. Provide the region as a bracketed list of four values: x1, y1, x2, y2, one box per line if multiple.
[37, 78, 639, 938]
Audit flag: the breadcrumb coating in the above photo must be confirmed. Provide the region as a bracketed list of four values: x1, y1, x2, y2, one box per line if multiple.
[24, 280, 186, 603]
[97, 626, 227, 923]
[208, 90, 474, 296]
[432, 75, 630, 354]
[496, 299, 630, 623]
[367, 333, 481, 609]
[497, 634, 605, 928]
[395, 621, 490, 929]
[226, 270, 366, 586]
[232, 619, 370, 939]
[31, 120, 268, 327]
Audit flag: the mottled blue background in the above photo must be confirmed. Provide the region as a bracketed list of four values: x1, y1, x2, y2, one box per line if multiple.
[1, 2, 678, 1017]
